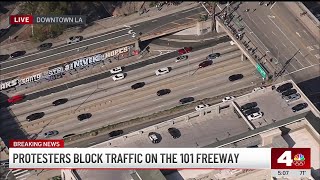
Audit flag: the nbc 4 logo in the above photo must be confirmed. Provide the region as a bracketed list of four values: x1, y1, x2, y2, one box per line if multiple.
[277, 151, 306, 166]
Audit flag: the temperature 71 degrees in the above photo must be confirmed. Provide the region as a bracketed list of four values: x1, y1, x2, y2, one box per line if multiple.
[300, 171, 306, 175]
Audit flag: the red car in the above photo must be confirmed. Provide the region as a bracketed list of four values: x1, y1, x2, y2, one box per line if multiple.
[178, 47, 192, 55]
[8, 95, 25, 103]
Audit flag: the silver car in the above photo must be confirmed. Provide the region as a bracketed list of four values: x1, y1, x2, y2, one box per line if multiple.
[44, 130, 59, 138]
[67, 36, 83, 44]
[284, 93, 301, 103]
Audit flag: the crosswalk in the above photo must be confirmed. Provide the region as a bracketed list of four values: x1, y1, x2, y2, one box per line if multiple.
[11, 169, 31, 180]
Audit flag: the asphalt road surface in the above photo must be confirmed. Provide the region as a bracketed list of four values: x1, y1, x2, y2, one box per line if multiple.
[0, 6, 206, 75]
[1, 42, 261, 141]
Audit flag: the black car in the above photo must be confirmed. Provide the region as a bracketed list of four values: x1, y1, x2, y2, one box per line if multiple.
[240, 102, 258, 111]
[131, 82, 145, 90]
[157, 89, 171, 96]
[179, 97, 194, 104]
[281, 89, 297, 97]
[0, 28, 8, 37]
[243, 107, 260, 116]
[168, 128, 181, 139]
[10, 51, 26, 58]
[109, 130, 124, 138]
[77, 113, 92, 121]
[199, 60, 212, 68]
[37, 43, 53, 51]
[0, 54, 10, 62]
[63, 133, 76, 139]
[229, 74, 244, 81]
[52, 98, 68, 106]
[26, 112, 45, 122]
[292, 103, 308, 112]
[276, 83, 293, 93]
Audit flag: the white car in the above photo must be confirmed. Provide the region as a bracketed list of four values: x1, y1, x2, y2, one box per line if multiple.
[247, 112, 263, 120]
[110, 66, 122, 74]
[222, 96, 235, 102]
[112, 73, 125, 81]
[252, 87, 266, 93]
[66, 36, 83, 44]
[155, 67, 170, 76]
[195, 104, 210, 111]
[230, 41, 235, 45]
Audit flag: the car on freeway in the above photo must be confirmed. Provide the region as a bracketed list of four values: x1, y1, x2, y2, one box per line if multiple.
[52, 98, 68, 106]
[155, 67, 170, 76]
[178, 47, 192, 55]
[276, 82, 293, 93]
[247, 112, 263, 120]
[67, 36, 83, 44]
[77, 113, 92, 121]
[240, 102, 258, 111]
[195, 104, 210, 111]
[109, 130, 124, 138]
[292, 103, 308, 112]
[243, 107, 260, 116]
[8, 94, 25, 103]
[229, 74, 244, 81]
[131, 82, 145, 90]
[148, 132, 160, 144]
[0, 54, 10, 62]
[63, 133, 76, 139]
[112, 73, 125, 81]
[281, 89, 297, 97]
[176, 55, 188, 62]
[0, 28, 8, 37]
[10, 51, 26, 58]
[230, 41, 236, 45]
[37, 43, 52, 51]
[157, 89, 171, 96]
[179, 97, 195, 104]
[168, 128, 181, 139]
[284, 93, 301, 103]
[199, 60, 213, 68]
[222, 96, 235, 102]
[26, 112, 45, 122]
[44, 130, 59, 138]
[110, 66, 123, 74]
[252, 87, 266, 93]
[206, 53, 220, 60]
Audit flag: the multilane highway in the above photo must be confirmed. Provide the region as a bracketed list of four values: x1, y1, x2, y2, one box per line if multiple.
[0, 6, 206, 75]
[1, 42, 262, 140]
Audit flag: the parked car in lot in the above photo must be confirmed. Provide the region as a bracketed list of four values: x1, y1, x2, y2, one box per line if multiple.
[284, 93, 301, 103]
[199, 60, 213, 68]
[176, 55, 188, 62]
[229, 74, 244, 81]
[281, 89, 297, 97]
[168, 128, 181, 139]
[37, 43, 52, 51]
[109, 130, 124, 138]
[44, 130, 59, 138]
[252, 87, 266, 93]
[77, 113, 92, 121]
[110, 66, 123, 74]
[157, 89, 171, 96]
[112, 73, 125, 81]
[276, 82, 293, 93]
[179, 97, 195, 104]
[8, 94, 25, 103]
[155, 67, 170, 76]
[206, 53, 220, 60]
[240, 102, 258, 111]
[292, 103, 308, 112]
[148, 132, 160, 144]
[0, 54, 10, 62]
[67, 36, 83, 44]
[131, 82, 145, 90]
[178, 47, 192, 55]
[10, 51, 26, 58]
[243, 107, 260, 116]
[195, 104, 210, 111]
[63, 134, 76, 139]
[52, 98, 68, 106]
[222, 96, 235, 102]
[247, 112, 263, 120]
[26, 112, 45, 122]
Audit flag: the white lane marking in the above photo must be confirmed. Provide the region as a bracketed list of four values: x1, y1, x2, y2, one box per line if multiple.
[116, 109, 126, 113]
[89, 142, 96, 145]
[133, 24, 140, 27]
[152, 98, 162, 101]
[296, 32, 301, 37]
[1, 34, 129, 70]
[315, 54, 320, 59]
[267, 15, 276, 19]
[182, 7, 201, 13]
[0, 28, 129, 64]
[151, 20, 157, 22]
[249, 32, 269, 51]
[257, 16, 266, 24]
[217, 4, 222, 10]
[284, 63, 320, 76]
[282, 42, 287, 48]
[188, 87, 198, 91]
[270, 2, 276, 9]
[15, 173, 31, 179]
[13, 170, 29, 176]
[271, 31, 277, 36]
[302, 30, 309, 36]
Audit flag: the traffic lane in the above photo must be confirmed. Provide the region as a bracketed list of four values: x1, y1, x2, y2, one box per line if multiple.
[284, 65, 320, 83]
[16, 36, 231, 101]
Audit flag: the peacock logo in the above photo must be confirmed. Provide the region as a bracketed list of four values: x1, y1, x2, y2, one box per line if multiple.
[293, 154, 305, 166]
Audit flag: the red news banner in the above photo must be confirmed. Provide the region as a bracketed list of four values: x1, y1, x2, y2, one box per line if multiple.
[9, 140, 64, 148]
[10, 15, 33, 24]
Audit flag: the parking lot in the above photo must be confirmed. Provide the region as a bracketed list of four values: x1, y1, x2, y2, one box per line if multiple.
[93, 80, 313, 148]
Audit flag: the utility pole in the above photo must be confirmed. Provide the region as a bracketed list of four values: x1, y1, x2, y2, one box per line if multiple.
[212, 2, 216, 32]
[274, 49, 300, 81]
